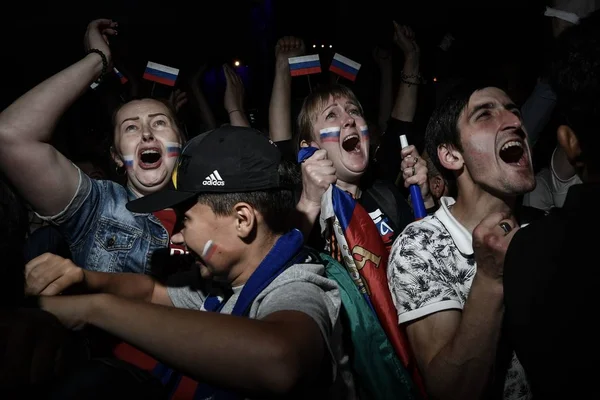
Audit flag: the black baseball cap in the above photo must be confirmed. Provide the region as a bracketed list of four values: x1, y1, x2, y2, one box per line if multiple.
[126, 126, 286, 213]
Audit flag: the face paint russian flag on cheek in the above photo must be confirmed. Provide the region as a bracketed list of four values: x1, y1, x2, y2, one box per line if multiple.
[123, 155, 135, 168]
[320, 127, 341, 143]
[166, 142, 182, 158]
[202, 239, 218, 262]
[359, 125, 369, 138]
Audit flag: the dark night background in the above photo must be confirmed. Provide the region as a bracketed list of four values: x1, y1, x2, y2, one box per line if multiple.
[0, 0, 550, 138]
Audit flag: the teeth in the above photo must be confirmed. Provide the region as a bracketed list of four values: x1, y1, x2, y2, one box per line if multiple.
[343, 134, 359, 142]
[501, 141, 522, 151]
[142, 149, 159, 155]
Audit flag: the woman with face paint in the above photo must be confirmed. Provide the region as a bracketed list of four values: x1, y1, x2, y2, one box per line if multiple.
[0, 19, 185, 275]
[295, 84, 419, 252]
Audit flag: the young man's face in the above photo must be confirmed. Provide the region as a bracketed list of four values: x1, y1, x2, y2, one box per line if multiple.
[456, 87, 536, 196]
[171, 202, 240, 281]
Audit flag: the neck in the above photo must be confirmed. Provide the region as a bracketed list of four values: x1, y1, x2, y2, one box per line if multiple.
[127, 181, 145, 199]
[335, 180, 361, 198]
[451, 180, 515, 233]
[229, 231, 283, 287]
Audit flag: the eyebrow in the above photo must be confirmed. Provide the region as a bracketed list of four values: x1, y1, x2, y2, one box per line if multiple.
[120, 113, 169, 126]
[321, 101, 359, 116]
[321, 103, 338, 115]
[468, 102, 519, 119]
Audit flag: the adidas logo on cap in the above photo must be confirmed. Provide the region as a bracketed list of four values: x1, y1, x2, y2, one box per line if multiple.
[202, 170, 225, 186]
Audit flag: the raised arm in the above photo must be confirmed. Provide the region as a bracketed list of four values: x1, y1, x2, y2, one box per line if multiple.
[269, 36, 305, 142]
[223, 64, 250, 127]
[0, 19, 117, 216]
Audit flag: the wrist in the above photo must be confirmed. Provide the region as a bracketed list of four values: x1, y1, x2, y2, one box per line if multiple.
[297, 194, 322, 213]
[473, 271, 504, 295]
[402, 57, 420, 73]
[275, 59, 290, 72]
[85, 50, 109, 83]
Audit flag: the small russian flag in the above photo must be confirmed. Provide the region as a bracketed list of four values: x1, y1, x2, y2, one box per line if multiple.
[114, 68, 128, 84]
[359, 125, 369, 137]
[143, 61, 179, 87]
[319, 127, 341, 143]
[288, 54, 321, 77]
[330, 53, 361, 82]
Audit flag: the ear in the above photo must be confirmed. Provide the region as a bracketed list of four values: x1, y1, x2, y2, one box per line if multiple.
[300, 139, 320, 149]
[233, 202, 257, 239]
[110, 146, 123, 167]
[557, 125, 582, 167]
[437, 144, 463, 172]
[429, 175, 446, 199]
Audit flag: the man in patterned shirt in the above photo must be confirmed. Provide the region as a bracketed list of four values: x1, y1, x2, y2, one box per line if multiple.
[387, 81, 535, 399]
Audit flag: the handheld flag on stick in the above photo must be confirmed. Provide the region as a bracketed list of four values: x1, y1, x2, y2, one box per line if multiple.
[114, 67, 128, 84]
[330, 53, 361, 82]
[288, 54, 320, 93]
[143, 61, 179, 87]
[288, 54, 321, 76]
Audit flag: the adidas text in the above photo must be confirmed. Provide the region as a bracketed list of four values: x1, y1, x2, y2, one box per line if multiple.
[202, 180, 225, 186]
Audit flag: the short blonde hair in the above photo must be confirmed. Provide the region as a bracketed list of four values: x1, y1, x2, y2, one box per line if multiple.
[296, 84, 363, 151]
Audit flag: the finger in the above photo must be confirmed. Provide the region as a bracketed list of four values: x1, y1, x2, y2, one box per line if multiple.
[92, 19, 114, 27]
[400, 145, 417, 159]
[310, 149, 328, 161]
[401, 157, 417, 170]
[402, 167, 412, 180]
[478, 212, 513, 230]
[315, 166, 337, 177]
[26, 265, 64, 295]
[102, 28, 118, 36]
[40, 275, 76, 296]
[25, 253, 53, 278]
[313, 159, 334, 168]
[223, 66, 234, 82]
[177, 97, 188, 109]
[305, 165, 336, 178]
[404, 175, 424, 188]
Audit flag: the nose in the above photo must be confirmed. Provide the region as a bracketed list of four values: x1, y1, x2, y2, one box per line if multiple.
[171, 232, 185, 245]
[142, 126, 155, 141]
[342, 112, 356, 129]
[500, 109, 522, 131]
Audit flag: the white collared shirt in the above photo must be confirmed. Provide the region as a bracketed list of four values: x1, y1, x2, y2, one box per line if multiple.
[387, 196, 531, 400]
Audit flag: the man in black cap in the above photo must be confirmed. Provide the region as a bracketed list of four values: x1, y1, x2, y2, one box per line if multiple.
[25, 126, 352, 398]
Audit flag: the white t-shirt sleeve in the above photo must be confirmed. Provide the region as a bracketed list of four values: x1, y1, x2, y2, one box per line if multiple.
[550, 149, 582, 208]
[387, 222, 464, 324]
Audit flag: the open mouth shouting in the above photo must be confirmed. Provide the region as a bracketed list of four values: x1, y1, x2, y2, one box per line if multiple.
[342, 133, 362, 153]
[138, 146, 163, 170]
[498, 137, 529, 168]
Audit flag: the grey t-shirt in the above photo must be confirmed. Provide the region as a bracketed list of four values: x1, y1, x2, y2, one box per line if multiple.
[167, 262, 356, 399]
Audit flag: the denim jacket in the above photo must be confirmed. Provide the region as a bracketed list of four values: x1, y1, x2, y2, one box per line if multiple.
[39, 168, 169, 274]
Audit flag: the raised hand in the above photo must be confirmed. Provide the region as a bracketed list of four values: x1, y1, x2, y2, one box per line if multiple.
[372, 46, 392, 71]
[401, 145, 431, 203]
[393, 21, 419, 58]
[190, 63, 208, 86]
[223, 64, 245, 113]
[300, 148, 337, 207]
[169, 88, 188, 113]
[84, 19, 118, 65]
[473, 212, 520, 282]
[275, 36, 305, 68]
